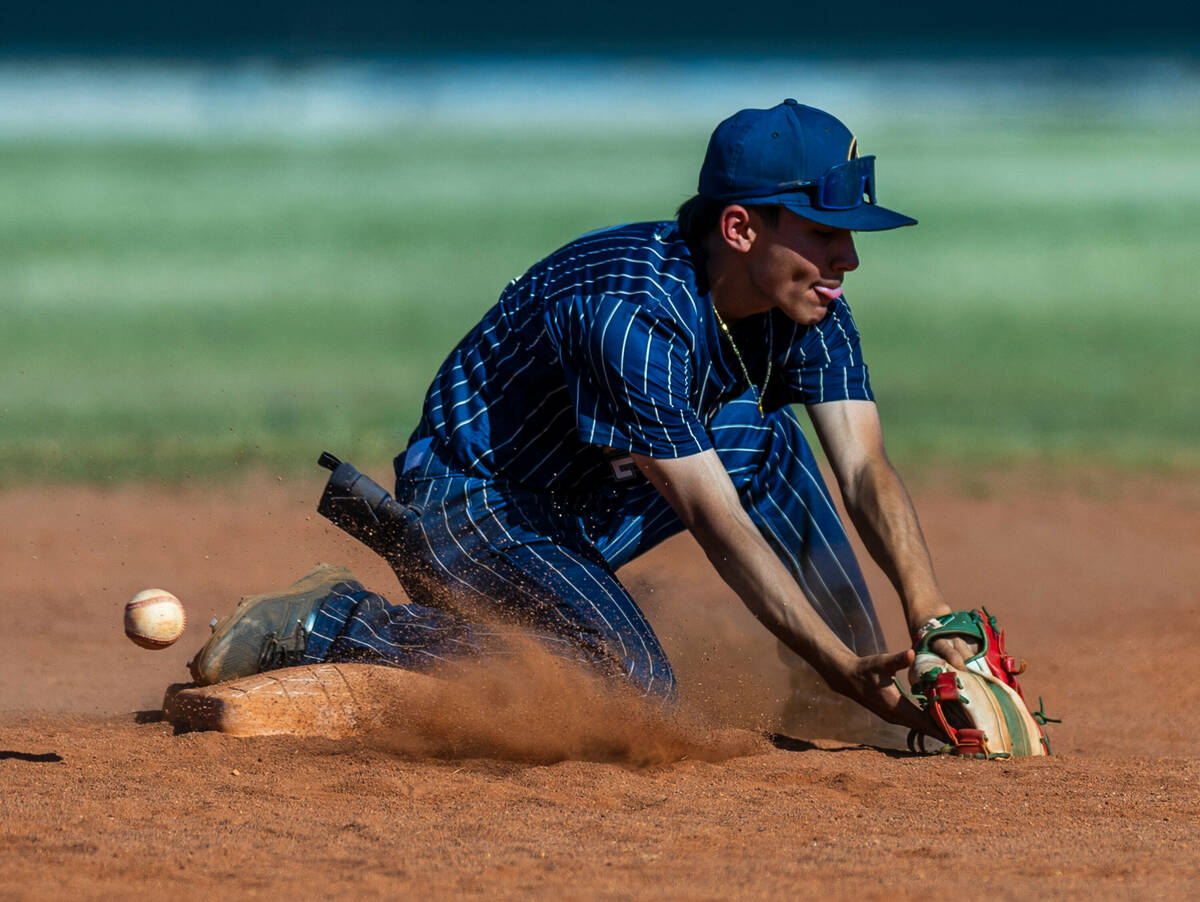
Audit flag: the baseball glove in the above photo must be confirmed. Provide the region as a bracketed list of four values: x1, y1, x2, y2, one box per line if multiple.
[905, 608, 1058, 759]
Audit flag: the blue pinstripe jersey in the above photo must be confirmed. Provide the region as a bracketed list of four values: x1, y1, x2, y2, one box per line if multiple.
[405, 221, 874, 498]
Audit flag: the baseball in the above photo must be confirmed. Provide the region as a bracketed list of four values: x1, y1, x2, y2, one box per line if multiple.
[124, 589, 187, 649]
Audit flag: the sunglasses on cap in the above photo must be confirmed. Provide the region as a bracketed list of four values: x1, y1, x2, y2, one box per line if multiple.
[776, 155, 877, 210]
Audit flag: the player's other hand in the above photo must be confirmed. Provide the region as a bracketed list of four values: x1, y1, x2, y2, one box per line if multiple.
[827, 648, 943, 738]
[929, 635, 982, 670]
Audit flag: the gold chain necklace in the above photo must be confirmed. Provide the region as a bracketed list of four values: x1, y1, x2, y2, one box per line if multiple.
[712, 305, 773, 417]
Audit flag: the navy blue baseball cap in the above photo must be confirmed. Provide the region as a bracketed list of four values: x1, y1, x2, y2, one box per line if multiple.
[698, 99, 917, 231]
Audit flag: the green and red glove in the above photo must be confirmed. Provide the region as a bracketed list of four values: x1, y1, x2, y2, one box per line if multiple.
[906, 608, 1059, 759]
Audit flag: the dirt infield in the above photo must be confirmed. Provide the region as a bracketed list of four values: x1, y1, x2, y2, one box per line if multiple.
[2, 469, 1199, 899]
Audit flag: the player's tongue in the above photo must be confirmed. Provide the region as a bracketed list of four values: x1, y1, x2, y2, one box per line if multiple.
[813, 284, 843, 302]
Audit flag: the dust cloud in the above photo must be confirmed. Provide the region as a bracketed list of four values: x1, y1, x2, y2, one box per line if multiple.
[353, 641, 768, 766]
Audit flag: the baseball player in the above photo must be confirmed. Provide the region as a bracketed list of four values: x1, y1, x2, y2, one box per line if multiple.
[192, 100, 974, 736]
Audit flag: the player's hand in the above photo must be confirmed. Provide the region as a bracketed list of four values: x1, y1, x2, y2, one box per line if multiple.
[930, 635, 982, 670]
[910, 609, 982, 671]
[826, 648, 943, 738]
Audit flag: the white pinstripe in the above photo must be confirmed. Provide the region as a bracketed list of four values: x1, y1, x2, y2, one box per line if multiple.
[478, 385, 572, 459]
[828, 304, 859, 368]
[473, 478, 663, 693]
[771, 467, 880, 648]
[760, 492, 854, 638]
[471, 482, 622, 643]
[434, 481, 555, 611]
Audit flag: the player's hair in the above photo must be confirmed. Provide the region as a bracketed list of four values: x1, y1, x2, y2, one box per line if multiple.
[675, 196, 780, 246]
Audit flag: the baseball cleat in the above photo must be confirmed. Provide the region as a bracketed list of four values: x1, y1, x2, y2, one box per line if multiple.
[188, 563, 360, 686]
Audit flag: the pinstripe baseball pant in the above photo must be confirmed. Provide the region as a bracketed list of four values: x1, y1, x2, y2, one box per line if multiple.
[301, 395, 884, 698]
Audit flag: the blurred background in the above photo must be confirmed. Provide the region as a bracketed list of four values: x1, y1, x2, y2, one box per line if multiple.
[2, 1, 1199, 483]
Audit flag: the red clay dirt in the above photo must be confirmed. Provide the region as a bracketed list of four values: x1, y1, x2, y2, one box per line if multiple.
[2, 468, 1199, 899]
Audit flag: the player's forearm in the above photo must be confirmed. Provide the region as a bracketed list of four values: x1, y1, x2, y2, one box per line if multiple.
[633, 451, 935, 731]
[632, 451, 856, 681]
[841, 457, 948, 632]
[688, 504, 858, 679]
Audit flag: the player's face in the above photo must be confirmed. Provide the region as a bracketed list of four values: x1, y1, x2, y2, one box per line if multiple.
[746, 209, 859, 325]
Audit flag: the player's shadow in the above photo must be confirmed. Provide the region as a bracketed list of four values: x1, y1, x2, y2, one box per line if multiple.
[767, 733, 916, 759]
[0, 750, 63, 763]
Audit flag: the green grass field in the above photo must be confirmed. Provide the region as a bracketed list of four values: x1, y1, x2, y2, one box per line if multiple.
[3, 115, 1198, 484]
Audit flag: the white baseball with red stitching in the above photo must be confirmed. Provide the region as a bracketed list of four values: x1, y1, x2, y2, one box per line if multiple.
[124, 589, 187, 649]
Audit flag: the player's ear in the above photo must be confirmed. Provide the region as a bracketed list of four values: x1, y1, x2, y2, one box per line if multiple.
[716, 204, 756, 254]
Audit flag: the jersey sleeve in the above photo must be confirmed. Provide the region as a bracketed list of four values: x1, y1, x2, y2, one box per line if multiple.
[779, 298, 875, 405]
[564, 295, 711, 458]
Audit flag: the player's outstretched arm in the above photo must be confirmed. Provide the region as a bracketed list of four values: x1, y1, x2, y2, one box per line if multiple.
[805, 399, 976, 667]
[631, 449, 936, 734]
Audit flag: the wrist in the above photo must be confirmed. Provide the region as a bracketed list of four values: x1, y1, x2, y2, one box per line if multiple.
[910, 615, 951, 645]
[906, 599, 953, 638]
[813, 645, 859, 686]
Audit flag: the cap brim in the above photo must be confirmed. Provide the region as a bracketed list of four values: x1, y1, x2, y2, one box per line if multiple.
[774, 197, 917, 231]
